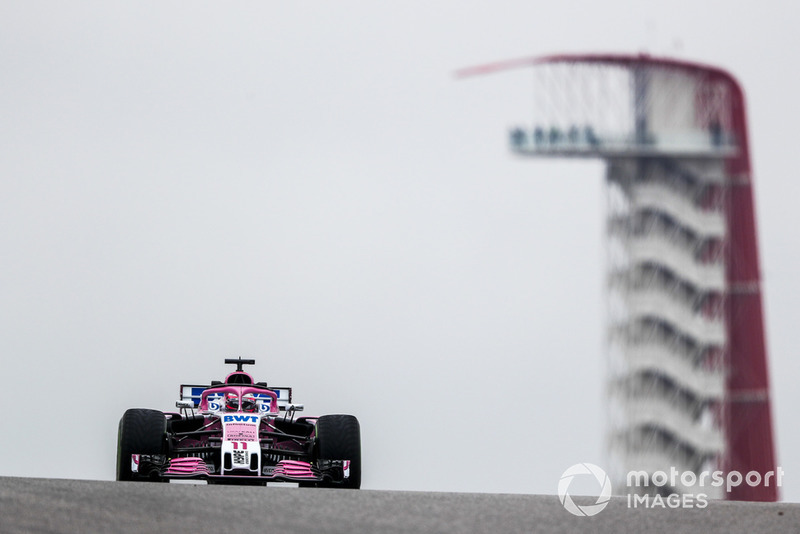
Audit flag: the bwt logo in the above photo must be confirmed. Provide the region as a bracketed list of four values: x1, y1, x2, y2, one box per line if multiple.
[557, 463, 612, 517]
[223, 415, 259, 423]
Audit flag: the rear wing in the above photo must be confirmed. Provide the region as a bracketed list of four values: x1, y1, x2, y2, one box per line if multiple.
[180, 384, 293, 410]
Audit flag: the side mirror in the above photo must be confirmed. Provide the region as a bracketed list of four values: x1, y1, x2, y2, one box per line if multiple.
[176, 400, 194, 409]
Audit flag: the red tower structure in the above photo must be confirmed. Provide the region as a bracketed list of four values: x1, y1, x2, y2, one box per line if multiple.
[460, 54, 777, 501]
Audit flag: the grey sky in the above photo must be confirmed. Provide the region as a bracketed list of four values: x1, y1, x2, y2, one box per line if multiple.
[1, 1, 798, 500]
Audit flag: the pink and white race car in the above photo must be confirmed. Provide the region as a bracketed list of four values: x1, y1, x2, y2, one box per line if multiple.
[116, 358, 361, 488]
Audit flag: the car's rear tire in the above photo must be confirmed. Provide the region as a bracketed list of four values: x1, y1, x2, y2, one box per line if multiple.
[116, 408, 167, 481]
[315, 414, 361, 489]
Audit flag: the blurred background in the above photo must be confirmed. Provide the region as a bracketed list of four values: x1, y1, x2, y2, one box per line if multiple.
[1, 1, 798, 499]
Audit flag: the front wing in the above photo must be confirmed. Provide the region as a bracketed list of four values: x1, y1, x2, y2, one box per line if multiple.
[131, 454, 351, 484]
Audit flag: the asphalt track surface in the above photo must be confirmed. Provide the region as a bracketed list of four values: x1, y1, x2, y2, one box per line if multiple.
[1, 477, 798, 534]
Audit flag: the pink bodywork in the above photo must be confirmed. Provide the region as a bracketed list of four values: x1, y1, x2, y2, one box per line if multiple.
[162, 458, 320, 480]
[198, 385, 279, 415]
[272, 460, 317, 479]
[165, 457, 211, 476]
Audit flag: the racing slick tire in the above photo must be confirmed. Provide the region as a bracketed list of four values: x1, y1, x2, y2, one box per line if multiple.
[315, 414, 361, 489]
[116, 408, 167, 482]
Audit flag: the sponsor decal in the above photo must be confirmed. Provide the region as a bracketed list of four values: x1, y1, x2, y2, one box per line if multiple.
[233, 450, 247, 465]
[131, 454, 140, 474]
[223, 415, 259, 423]
[224, 421, 259, 441]
[208, 393, 224, 411]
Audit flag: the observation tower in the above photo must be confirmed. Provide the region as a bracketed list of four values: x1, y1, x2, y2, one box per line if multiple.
[459, 54, 776, 501]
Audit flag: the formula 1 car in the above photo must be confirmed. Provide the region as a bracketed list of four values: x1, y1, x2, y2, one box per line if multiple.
[116, 358, 361, 488]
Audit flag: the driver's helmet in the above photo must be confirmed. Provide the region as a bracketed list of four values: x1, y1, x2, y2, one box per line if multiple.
[225, 392, 239, 411]
[241, 393, 258, 413]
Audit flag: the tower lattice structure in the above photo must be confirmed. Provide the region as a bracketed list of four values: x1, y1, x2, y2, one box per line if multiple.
[460, 54, 777, 501]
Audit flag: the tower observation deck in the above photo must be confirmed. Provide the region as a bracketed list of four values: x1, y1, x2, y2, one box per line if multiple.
[459, 54, 777, 501]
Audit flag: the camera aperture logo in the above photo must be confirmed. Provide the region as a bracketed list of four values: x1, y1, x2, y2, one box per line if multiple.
[557, 463, 612, 517]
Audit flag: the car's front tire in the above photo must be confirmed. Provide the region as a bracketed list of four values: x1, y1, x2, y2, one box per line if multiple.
[116, 408, 167, 481]
[315, 414, 361, 489]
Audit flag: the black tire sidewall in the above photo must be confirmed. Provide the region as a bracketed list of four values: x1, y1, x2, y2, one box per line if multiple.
[315, 414, 361, 489]
[116, 408, 167, 481]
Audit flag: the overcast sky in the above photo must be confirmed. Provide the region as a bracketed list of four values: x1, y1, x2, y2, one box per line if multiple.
[1, 1, 799, 501]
